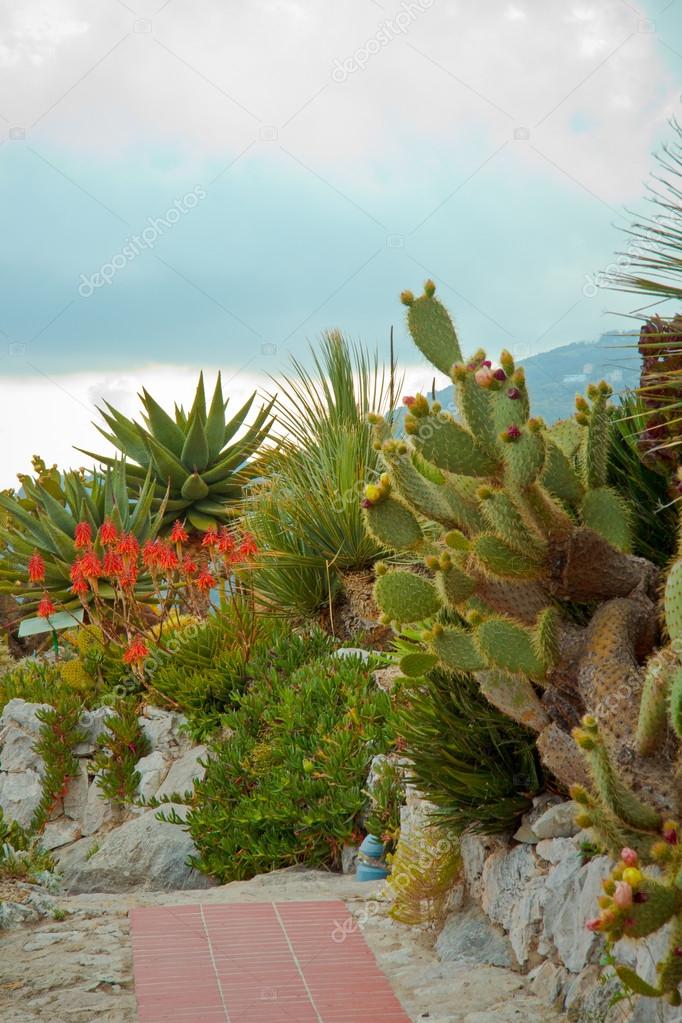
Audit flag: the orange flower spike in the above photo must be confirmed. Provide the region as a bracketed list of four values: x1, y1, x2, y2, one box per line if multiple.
[28, 550, 46, 584]
[74, 521, 92, 548]
[170, 520, 189, 544]
[122, 637, 149, 664]
[202, 529, 219, 549]
[37, 596, 56, 618]
[196, 569, 216, 592]
[116, 533, 139, 559]
[99, 518, 118, 546]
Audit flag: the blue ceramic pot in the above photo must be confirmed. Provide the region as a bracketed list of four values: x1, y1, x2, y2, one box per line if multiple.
[356, 834, 389, 881]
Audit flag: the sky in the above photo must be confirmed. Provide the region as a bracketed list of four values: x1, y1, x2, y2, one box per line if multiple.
[0, 0, 682, 484]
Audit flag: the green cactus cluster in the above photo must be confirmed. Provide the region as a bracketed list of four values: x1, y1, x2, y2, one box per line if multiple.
[572, 717, 682, 1004]
[363, 281, 674, 804]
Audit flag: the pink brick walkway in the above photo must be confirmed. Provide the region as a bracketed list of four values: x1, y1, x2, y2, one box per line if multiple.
[129, 899, 411, 1023]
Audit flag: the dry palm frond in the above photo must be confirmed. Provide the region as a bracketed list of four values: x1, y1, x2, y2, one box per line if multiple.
[387, 821, 460, 928]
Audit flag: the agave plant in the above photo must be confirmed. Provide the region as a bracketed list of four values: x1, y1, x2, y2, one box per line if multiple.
[0, 460, 163, 614]
[79, 373, 273, 533]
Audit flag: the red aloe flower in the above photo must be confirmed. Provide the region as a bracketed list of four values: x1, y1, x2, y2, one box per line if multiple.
[122, 636, 149, 664]
[142, 540, 164, 569]
[116, 533, 139, 558]
[196, 569, 216, 591]
[182, 555, 198, 576]
[158, 545, 179, 571]
[71, 578, 89, 596]
[119, 570, 138, 590]
[217, 529, 235, 556]
[74, 521, 92, 548]
[37, 596, 56, 618]
[103, 551, 124, 577]
[237, 533, 258, 559]
[201, 529, 219, 548]
[170, 520, 189, 544]
[28, 550, 45, 584]
[99, 518, 118, 546]
[79, 551, 103, 579]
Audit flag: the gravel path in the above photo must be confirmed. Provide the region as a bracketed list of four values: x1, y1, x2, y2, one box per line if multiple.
[0, 870, 563, 1023]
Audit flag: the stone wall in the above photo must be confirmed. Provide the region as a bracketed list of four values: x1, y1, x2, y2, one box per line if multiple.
[0, 699, 211, 895]
[424, 791, 679, 1023]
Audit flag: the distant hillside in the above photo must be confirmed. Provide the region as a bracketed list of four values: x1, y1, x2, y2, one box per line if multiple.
[407, 332, 640, 425]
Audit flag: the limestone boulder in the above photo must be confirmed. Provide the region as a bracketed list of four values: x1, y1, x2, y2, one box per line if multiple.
[56, 803, 213, 893]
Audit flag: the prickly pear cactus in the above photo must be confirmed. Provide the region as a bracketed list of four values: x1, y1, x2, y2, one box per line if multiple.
[364, 280, 674, 808]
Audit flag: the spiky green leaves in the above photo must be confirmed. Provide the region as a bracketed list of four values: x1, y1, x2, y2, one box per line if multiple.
[374, 570, 441, 624]
[402, 281, 462, 376]
[81, 373, 273, 531]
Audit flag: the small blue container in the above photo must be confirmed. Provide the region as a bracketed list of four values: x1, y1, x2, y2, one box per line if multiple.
[356, 834, 389, 882]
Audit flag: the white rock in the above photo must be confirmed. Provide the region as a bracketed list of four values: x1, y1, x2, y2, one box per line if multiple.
[81, 775, 116, 836]
[139, 708, 191, 755]
[57, 803, 213, 893]
[0, 698, 51, 773]
[73, 707, 111, 756]
[435, 906, 514, 968]
[0, 768, 43, 828]
[155, 745, 207, 800]
[532, 801, 579, 840]
[540, 850, 611, 973]
[460, 833, 508, 903]
[332, 647, 371, 661]
[528, 960, 568, 1004]
[41, 818, 82, 850]
[508, 874, 548, 967]
[535, 836, 576, 865]
[481, 844, 539, 935]
[135, 751, 168, 802]
[62, 762, 89, 822]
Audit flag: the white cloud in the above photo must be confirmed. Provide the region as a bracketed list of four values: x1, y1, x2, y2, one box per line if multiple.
[0, 361, 448, 487]
[0, 0, 676, 199]
[0, 365, 267, 487]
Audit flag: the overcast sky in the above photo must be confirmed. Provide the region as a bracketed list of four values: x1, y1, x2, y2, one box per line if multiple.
[0, 0, 681, 483]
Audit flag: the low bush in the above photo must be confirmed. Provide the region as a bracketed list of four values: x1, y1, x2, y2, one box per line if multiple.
[398, 668, 542, 835]
[167, 652, 397, 882]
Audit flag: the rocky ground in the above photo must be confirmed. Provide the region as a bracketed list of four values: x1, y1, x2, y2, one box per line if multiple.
[0, 868, 565, 1023]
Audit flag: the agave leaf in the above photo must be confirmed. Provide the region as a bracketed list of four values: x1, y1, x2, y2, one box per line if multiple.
[189, 371, 207, 424]
[141, 432, 188, 490]
[223, 392, 256, 446]
[205, 373, 226, 460]
[187, 508, 219, 531]
[38, 515, 75, 561]
[0, 493, 53, 549]
[99, 403, 151, 467]
[21, 478, 75, 539]
[75, 449, 149, 481]
[141, 389, 187, 457]
[181, 412, 210, 472]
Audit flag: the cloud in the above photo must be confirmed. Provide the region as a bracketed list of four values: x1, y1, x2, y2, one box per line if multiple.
[0, 0, 676, 198]
[0, 360, 448, 486]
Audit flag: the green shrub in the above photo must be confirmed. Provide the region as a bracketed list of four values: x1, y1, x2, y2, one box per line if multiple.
[398, 668, 542, 835]
[364, 758, 405, 851]
[167, 652, 397, 882]
[92, 699, 151, 807]
[0, 659, 66, 716]
[147, 603, 337, 737]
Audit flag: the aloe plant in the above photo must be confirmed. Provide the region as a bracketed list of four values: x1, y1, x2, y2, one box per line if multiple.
[79, 373, 273, 532]
[0, 460, 163, 613]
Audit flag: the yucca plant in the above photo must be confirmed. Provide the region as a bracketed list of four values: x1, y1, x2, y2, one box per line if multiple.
[0, 459, 163, 614]
[398, 668, 542, 835]
[79, 372, 274, 533]
[244, 331, 399, 618]
[607, 117, 682, 306]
